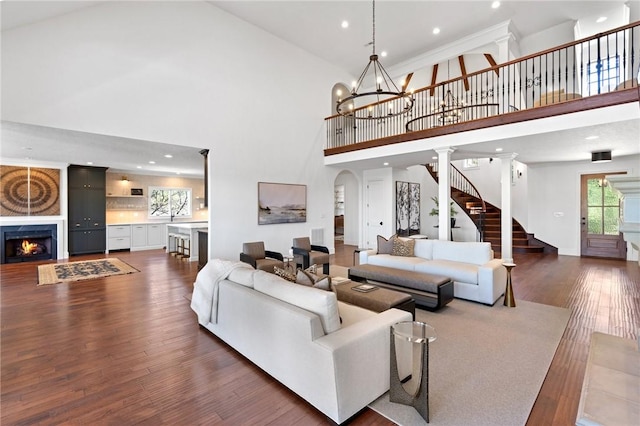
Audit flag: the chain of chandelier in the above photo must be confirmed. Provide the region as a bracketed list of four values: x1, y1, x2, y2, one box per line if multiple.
[335, 0, 415, 120]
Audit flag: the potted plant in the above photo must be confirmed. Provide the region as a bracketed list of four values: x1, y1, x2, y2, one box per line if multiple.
[429, 196, 458, 227]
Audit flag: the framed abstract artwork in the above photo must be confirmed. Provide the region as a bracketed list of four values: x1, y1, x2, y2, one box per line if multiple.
[396, 181, 420, 236]
[258, 182, 307, 225]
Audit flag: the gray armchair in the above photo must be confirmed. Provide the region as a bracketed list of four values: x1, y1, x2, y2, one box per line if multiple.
[240, 241, 284, 274]
[292, 237, 330, 274]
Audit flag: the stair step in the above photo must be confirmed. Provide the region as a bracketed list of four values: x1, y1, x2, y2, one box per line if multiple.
[485, 237, 530, 245]
[484, 231, 528, 238]
[491, 244, 545, 254]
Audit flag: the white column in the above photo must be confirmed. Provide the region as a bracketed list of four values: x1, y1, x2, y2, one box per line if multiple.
[435, 148, 455, 240]
[498, 153, 517, 263]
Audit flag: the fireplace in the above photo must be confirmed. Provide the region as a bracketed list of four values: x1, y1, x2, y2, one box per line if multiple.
[1, 225, 58, 264]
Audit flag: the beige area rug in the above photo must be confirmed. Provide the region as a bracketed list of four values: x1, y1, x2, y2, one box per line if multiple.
[37, 258, 139, 286]
[369, 298, 571, 426]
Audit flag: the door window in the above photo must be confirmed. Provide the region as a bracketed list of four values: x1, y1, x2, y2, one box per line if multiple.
[586, 178, 620, 235]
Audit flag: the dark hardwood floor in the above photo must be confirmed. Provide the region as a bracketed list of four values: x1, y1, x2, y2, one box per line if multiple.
[1, 243, 638, 425]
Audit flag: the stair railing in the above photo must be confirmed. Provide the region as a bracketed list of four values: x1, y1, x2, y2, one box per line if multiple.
[425, 163, 487, 241]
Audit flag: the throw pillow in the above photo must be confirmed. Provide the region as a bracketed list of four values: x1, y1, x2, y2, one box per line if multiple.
[274, 266, 296, 282]
[377, 234, 396, 254]
[392, 237, 415, 257]
[296, 269, 332, 291]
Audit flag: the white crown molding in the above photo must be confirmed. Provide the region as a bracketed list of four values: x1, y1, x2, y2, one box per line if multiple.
[387, 20, 518, 79]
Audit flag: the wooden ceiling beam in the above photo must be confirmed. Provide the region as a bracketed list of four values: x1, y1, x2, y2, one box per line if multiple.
[484, 53, 500, 75]
[458, 55, 469, 91]
[429, 63, 438, 96]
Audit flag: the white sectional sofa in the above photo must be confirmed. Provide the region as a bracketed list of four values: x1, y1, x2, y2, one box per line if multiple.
[359, 239, 507, 305]
[190, 259, 412, 424]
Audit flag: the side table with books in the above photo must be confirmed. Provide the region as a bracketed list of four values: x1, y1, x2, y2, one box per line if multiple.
[333, 277, 415, 319]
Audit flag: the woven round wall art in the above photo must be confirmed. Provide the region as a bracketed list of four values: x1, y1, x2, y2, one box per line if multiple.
[0, 166, 60, 216]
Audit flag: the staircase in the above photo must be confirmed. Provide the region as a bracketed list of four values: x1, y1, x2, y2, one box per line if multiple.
[426, 164, 551, 254]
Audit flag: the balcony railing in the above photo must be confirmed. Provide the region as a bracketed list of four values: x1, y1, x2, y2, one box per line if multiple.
[325, 22, 639, 151]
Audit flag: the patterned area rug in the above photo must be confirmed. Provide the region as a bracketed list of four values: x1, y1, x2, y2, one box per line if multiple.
[37, 258, 139, 286]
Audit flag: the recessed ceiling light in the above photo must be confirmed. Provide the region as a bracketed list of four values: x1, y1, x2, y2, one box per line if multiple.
[585, 135, 599, 140]
[432, 156, 438, 160]
[491, 1, 501, 9]
[176, 172, 181, 175]
[86, 161, 93, 165]
[380, 51, 387, 57]
[341, 20, 349, 29]
[495, 148, 503, 152]
[149, 161, 156, 164]
[136, 166, 142, 169]
[596, 16, 607, 23]
[432, 27, 440, 35]
[164, 154, 173, 158]
[383, 162, 389, 166]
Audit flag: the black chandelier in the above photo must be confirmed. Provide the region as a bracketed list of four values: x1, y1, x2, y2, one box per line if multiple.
[335, 0, 414, 120]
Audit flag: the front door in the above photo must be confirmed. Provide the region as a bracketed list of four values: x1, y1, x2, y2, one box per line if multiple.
[580, 173, 627, 259]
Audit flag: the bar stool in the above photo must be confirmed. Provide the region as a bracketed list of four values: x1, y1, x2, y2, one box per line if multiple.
[168, 233, 180, 255]
[177, 235, 191, 260]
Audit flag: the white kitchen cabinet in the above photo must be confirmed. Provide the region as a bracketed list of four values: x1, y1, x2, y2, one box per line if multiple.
[129, 223, 166, 251]
[106, 222, 169, 253]
[107, 225, 131, 250]
[131, 225, 147, 248]
[146, 224, 165, 247]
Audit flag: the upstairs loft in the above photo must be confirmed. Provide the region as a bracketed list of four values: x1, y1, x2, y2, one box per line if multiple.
[324, 22, 640, 161]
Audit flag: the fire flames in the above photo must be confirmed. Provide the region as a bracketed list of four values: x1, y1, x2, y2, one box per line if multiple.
[21, 240, 39, 255]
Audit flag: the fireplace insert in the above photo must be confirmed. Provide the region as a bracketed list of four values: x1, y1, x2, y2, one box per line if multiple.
[1, 225, 57, 264]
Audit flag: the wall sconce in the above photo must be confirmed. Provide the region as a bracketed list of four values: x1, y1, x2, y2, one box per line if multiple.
[121, 176, 129, 182]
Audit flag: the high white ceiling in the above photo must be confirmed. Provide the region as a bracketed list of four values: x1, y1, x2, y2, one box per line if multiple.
[1, 0, 638, 174]
[209, 0, 629, 76]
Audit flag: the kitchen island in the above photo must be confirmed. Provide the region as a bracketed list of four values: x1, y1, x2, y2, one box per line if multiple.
[166, 222, 208, 262]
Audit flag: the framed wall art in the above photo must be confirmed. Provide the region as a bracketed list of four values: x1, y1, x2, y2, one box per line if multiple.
[0, 165, 61, 216]
[396, 181, 420, 236]
[258, 182, 307, 225]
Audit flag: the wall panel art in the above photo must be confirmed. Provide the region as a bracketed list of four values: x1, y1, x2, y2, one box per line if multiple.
[0, 166, 61, 216]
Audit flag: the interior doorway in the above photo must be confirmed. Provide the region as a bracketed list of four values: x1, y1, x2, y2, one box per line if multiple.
[334, 171, 359, 247]
[580, 172, 627, 259]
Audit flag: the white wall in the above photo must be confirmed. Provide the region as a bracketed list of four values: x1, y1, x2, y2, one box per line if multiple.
[519, 20, 576, 57]
[1, 1, 350, 259]
[529, 154, 640, 258]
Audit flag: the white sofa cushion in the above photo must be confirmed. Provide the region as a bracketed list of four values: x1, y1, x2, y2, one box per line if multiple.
[228, 266, 257, 288]
[415, 260, 479, 284]
[413, 239, 434, 260]
[368, 254, 425, 271]
[432, 240, 492, 265]
[254, 270, 341, 334]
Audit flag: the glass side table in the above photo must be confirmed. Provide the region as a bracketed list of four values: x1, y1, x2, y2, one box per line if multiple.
[390, 321, 437, 422]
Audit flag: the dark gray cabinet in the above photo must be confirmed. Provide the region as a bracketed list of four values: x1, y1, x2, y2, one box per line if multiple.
[68, 165, 107, 255]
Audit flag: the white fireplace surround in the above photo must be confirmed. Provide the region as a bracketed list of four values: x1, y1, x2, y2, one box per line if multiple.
[0, 218, 65, 260]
